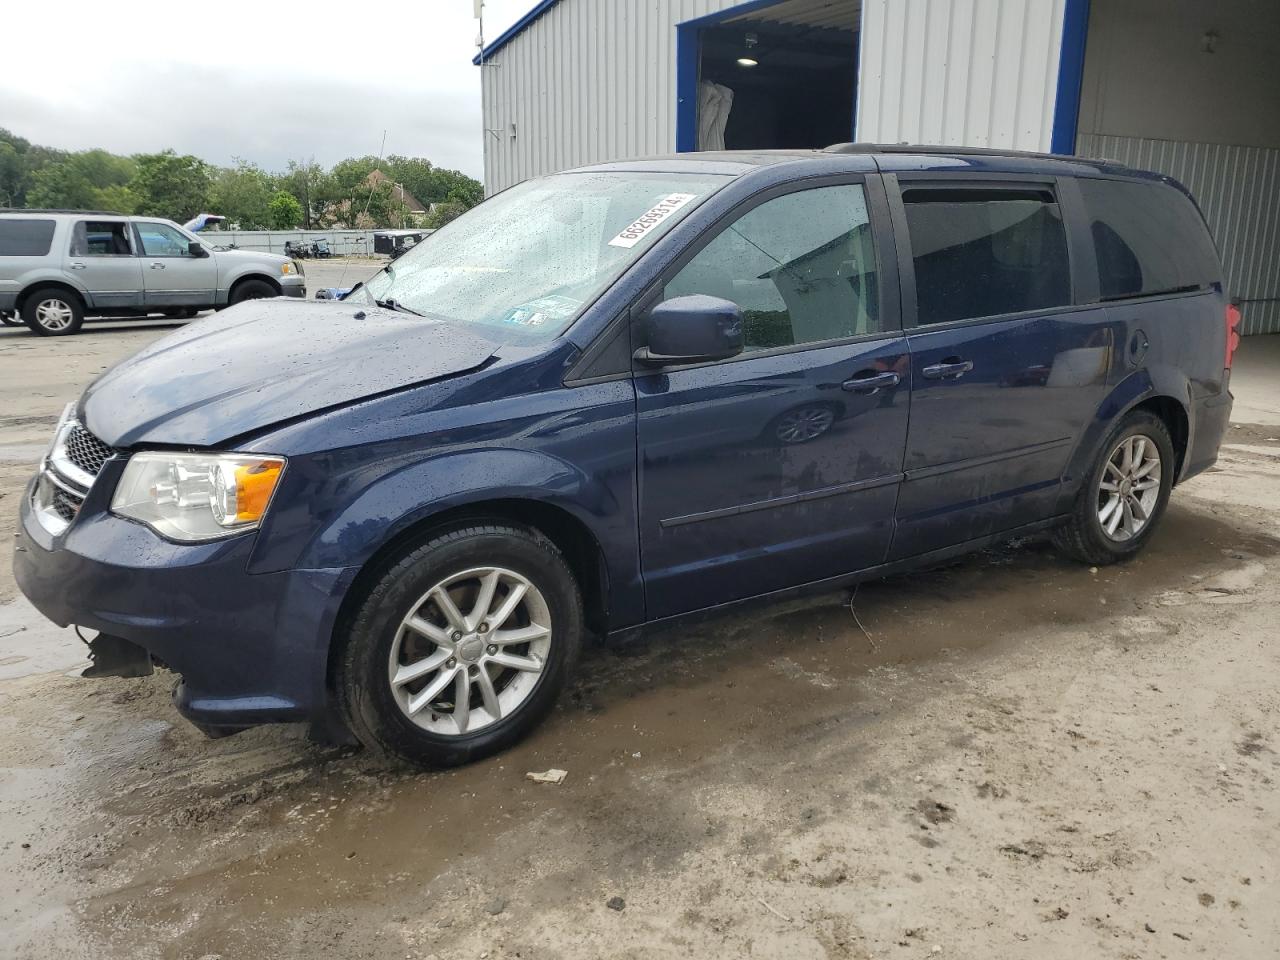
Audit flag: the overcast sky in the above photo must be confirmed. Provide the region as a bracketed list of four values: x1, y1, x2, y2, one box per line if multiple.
[0, 0, 534, 178]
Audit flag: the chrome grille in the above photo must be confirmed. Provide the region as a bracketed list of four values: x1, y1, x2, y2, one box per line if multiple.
[33, 416, 113, 536]
[64, 423, 114, 477]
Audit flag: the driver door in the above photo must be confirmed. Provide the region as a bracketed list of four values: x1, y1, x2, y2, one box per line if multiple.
[634, 178, 910, 620]
[133, 220, 218, 307]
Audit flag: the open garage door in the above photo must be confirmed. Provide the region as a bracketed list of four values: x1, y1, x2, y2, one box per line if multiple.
[678, 0, 861, 153]
[1072, 0, 1280, 336]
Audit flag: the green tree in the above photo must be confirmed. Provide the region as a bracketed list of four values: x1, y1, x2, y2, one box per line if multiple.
[384, 155, 483, 209]
[266, 190, 304, 229]
[129, 150, 212, 221]
[26, 149, 136, 211]
[282, 158, 327, 229]
[424, 200, 468, 229]
[210, 160, 274, 228]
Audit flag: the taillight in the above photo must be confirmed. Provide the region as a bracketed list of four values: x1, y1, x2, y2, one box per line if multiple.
[1225, 303, 1242, 370]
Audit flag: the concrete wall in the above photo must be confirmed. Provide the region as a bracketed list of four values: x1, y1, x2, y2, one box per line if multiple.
[856, 0, 1067, 151]
[1077, 0, 1280, 335]
[1077, 0, 1280, 148]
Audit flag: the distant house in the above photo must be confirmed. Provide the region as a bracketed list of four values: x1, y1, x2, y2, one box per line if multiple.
[366, 170, 428, 225]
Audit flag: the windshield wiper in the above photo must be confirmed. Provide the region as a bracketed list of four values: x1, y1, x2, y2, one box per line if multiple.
[375, 297, 423, 317]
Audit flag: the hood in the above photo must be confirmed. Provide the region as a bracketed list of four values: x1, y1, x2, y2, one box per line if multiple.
[81, 300, 498, 447]
[213, 247, 289, 264]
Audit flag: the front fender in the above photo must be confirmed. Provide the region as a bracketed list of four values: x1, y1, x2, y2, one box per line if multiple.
[303, 447, 620, 570]
[1054, 364, 1191, 512]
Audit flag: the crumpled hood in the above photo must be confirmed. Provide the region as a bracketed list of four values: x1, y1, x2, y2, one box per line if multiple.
[81, 300, 498, 447]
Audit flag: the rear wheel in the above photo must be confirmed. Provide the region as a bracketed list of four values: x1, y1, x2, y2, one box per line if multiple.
[228, 279, 277, 305]
[22, 288, 84, 336]
[1052, 410, 1175, 565]
[336, 524, 583, 768]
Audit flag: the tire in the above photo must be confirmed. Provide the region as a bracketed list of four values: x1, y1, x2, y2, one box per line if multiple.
[22, 287, 85, 336]
[228, 279, 277, 305]
[336, 523, 584, 768]
[1052, 410, 1175, 565]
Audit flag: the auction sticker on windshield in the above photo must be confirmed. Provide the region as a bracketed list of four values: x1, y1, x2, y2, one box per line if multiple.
[607, 194, 698, 249]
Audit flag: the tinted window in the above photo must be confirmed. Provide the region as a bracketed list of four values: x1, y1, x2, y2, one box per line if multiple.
[0, 219, 55, 257]
[1079, 178, 1221, 300]
[904, 188, 1071, 326]
[665, 184, 882, 351]
[71, 220, 133, 256]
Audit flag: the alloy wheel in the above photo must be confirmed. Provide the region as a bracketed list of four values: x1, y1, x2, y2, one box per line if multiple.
[387, 566, 552, 735]
[1097, 433, 1162, 542]
[35, 298, 74, 332]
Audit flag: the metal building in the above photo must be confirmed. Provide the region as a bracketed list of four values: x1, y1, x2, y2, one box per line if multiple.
[477, 0, 1280, 334]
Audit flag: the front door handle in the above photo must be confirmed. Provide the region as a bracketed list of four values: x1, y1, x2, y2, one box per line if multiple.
[922, 357, 974, 380]
[842, 370, 900, 394]
[150, 262, 166, 270]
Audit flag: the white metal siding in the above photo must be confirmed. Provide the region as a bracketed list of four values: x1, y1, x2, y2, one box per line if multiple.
[480, 0, 747, 194]
[855, 0, 1066, 151]
[1077, 134, 1280, 337]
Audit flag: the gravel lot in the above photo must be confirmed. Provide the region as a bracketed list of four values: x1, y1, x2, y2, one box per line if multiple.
[2, 284, 1278, 959]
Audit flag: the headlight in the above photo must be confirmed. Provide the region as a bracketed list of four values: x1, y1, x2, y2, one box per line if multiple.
[282, 259, 303, 276]
[111, 452, 286, 542]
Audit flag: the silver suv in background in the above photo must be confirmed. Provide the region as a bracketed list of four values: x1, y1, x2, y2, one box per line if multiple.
[0, 210, 305, 335]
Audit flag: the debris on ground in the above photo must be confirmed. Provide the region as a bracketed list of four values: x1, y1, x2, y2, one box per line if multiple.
[606, 897, 625, 912]
[525, 768, 568, 784]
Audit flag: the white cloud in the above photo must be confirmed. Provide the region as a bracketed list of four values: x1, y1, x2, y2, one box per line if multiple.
[0, 0, 537, 176]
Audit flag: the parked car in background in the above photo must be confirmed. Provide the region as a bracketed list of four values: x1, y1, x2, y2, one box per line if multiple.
[0, 210, 305, 335]
[14, 147, 1235, 768]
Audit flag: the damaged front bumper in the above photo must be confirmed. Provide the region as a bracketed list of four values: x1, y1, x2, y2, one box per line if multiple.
[14, 470, 356, 734]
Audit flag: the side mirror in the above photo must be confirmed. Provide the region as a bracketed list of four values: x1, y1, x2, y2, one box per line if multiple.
[635, 294, 744, 366]
[188, 241, 210, 258]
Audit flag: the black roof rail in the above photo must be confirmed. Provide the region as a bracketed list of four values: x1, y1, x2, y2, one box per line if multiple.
[0, 208, 129, 216]
[824, 142, 1088, 162]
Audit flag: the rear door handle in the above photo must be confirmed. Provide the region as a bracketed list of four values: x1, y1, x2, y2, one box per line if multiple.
[150, 262, 166, 270]
[922, 358, 974, 380]
[68, 263, 86, 270]
[842, 370, 901, 394]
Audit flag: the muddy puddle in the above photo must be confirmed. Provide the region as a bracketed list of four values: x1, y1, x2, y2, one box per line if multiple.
[6, 502, 1278, 958]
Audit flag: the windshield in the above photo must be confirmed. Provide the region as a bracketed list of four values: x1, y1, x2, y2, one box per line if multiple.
[358, 171, 730, 340]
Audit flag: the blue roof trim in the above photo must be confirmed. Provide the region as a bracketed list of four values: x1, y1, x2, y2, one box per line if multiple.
[473, 0, 561, 65]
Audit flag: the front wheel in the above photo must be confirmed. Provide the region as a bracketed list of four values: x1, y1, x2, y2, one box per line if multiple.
[228, 279, 277, 305]
[1052, 410, 1175, 565]
[336, 524, 583, 768]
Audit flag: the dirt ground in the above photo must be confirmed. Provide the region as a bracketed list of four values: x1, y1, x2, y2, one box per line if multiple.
[2, 295, 1278, 960]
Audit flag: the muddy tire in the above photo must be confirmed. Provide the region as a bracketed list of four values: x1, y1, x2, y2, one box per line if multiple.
[1052, 410, 1175, 566]
[22, 287, 85, 336]
[336, 523, 583, 768]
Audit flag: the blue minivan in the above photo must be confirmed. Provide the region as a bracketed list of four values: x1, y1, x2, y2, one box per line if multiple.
[14, 146, 1238, 766]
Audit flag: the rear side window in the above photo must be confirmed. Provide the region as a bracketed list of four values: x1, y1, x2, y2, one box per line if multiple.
[0, 219, 56, 257]
[1079, 178, 1221, 300]
[70, 221, 134, 257]
[903, 188, 1071, 326]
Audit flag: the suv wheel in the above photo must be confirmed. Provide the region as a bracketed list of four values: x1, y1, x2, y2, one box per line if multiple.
[22, 288, 85, 336]
[336, 524, 583, 768]
[228, 279, 276, 305]
[1052, 410, 1175, 565]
